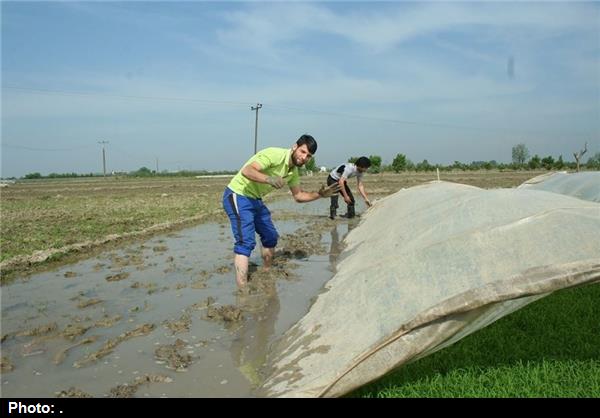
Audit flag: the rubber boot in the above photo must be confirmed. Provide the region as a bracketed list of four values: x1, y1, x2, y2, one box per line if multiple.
[329, 207, 337, 220]
[343, 205, 356, 219]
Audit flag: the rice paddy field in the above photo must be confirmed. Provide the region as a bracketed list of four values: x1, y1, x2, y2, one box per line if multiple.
[1, 170, 598, 397]
[0, 170, 545, 280]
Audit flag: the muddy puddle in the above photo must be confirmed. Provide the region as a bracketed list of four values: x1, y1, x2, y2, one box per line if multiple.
[1, 198, 361, 397]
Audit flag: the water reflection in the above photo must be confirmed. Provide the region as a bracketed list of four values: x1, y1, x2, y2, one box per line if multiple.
[229, 219, 360, 392]
[328, 219, 359, 270]
[231, 281, 280, 388]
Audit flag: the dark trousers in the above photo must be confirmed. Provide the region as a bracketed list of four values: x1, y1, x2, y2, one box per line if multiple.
[327, 175, 355, 213]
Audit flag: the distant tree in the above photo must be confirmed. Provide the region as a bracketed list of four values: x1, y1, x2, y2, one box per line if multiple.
[391, 153, 407, 173]
[528, 155, 541, 170]
[573, 142, 588, 172]
[368, 155, 382, 173]
[541, 155, 555, 170]
[24, 172, 42, 179]
[470, 161, 490, 170]
[512, 143, 530, 166]
[348, 157, 358, 164]
[381, 163, 393, 172]
[587, 152, 600, 170]
[451, 160, 465, 170]
[554, 155, 565, 170]
[304, 157, 317, 172]
[416, 159, 433, 171]
[132, 167, 152, 177]
[48, 172, 80, 178]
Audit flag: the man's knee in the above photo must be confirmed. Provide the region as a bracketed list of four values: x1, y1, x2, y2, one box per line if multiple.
[230, 223, 256, 256]
[260, 232, 278, 249]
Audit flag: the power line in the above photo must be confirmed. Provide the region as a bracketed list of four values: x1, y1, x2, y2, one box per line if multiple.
[1, 143, 95, 152]
[109, 143, 198, 169]
[3, 85, 589, 136]
[3, 86, 252, 107]
[262, 102, 554, 136]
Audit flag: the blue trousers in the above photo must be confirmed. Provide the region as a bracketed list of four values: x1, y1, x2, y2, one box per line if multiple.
[222, 187, 278, 257]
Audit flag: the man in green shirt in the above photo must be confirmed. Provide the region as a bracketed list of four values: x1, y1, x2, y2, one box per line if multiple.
[222, 134, 339, 287]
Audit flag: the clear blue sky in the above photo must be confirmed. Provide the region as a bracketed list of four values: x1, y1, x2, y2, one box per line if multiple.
[1, 1, 599, 177]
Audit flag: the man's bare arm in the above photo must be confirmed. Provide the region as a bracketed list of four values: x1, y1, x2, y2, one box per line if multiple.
[290, 185, 320, 203]
[357, 180, 371, 206]
[338, 177, 351, 202]
[241, 162, 284, 188]
[290, 183, 340, 203]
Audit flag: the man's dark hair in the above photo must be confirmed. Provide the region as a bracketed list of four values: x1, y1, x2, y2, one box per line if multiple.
[296, 134, 317, 154]
[356, 156, 371, 168]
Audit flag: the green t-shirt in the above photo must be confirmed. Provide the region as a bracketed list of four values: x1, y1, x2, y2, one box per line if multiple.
[228, 147, 300, 199]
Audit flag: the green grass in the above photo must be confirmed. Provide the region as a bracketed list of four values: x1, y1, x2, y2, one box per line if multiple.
[0, 177, 229, 263]
[351, 283, 600, 398]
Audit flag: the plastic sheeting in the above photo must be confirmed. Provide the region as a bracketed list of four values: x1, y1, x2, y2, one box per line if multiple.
[259, 178, 600, 397]
[518, 171, 600, 202]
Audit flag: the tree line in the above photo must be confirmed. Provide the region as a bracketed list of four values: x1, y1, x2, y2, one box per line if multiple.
[17, 168, 237, 180]
[341, 144, 600, 174]
[14, 144, 600, 179]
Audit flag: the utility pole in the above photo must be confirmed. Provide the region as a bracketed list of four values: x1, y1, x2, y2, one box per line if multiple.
[98, 141, 109, 177]
[156, 157, 159, 174]
[251, 103, 262, 154]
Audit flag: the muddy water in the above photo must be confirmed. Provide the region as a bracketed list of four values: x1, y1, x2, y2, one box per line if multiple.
[1, 198, 360, 397]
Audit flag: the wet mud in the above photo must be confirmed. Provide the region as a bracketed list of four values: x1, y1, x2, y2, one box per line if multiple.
[154, 339, 194, 371]
[1, 198, 361, 397]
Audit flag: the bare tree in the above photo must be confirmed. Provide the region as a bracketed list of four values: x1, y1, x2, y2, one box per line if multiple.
[573, 142, 588, 172]
[512, 143, 529, 166]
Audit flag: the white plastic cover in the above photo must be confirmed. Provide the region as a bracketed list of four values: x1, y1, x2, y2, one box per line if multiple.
[518, 171, 600, 202]
[259, 178, 600, 397]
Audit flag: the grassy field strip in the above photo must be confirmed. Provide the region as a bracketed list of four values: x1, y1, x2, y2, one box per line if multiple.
[0, 209, 222, 273]
[352, 283, 600, 397]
